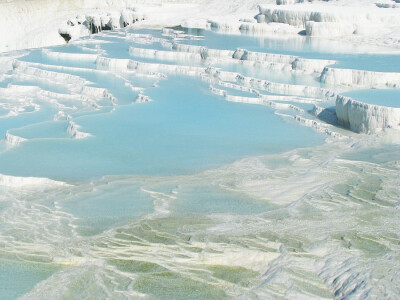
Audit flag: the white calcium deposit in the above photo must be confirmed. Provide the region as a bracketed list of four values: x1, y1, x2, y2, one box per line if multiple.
[336, 95, 400, 133]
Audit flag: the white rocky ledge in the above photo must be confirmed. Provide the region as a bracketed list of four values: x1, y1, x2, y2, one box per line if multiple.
[336, 95, 400, 133]
[5, 132, 27, 146]
[321, 67, 400, 88]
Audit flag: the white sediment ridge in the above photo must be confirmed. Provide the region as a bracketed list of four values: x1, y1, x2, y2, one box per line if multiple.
[336, 95, 400, 133]
[0, 174, 69, 187]
[256, 3, 400, 29]
[41, 49, 99, 63]
[233, 48, 336, 74]
[321, 67, 400, 88]
[129, 44, 336, 74]
[67, 121, 92, 139]
[4, 131, 27, 146]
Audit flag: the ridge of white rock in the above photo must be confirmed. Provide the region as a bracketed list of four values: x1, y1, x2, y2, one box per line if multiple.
[233, 48, 296, 64]
[80, 86, 117, 105]
[336, 95, 400, 133]
[257, 4, 400, 27]
[2, 0, 400, 53]
[207, 78, 325, 104]
[276, 0, 336, 4]
[135, 94, 152, 103]
[12, 60, 89, 88]
[59, 8, 146, 43]
[255, 2, 400, 45]
[233, 48, 336, 74]
[129, 47, 203, 61]
[293, 114, 343, 138]
[206, 68, 335, 98]
[305, 21, 356, 37]
[131, 43, 334, 74]
[321, 67, 400, 88]
[4, 131, 27, 146]
[238, 21, 298, 34]
[125, 33, 165, 45]
[41, 49, 99, 62]
[67, 121, 92, 139]
[208, 84, 343, 137]
[171, 43, 234, 59]
[0, 174, 69, 187]
[0, 0, 152, 52]
[96, 56, 204, 76]
[15, 58, 157, 81]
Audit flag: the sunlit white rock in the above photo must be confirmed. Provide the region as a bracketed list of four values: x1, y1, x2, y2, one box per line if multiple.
[336, 95, 400, 133]
[321, 67, 400, 88]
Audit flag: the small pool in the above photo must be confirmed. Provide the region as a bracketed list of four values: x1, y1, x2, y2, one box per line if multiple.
[342, 89, 400, 108]
[0, 76, 324, 182]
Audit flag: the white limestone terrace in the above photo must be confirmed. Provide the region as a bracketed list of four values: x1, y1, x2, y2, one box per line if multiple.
[0, 38, 344, 146]
[321, 67, 400, 88]
[0, 0, 399, 138]
[129, 44, 336, 74]
[4, 33, 400, 135]
[336, 95, 400, 133]
[1, 0, 400, 53]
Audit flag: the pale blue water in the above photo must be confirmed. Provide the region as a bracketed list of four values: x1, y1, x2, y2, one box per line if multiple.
[0, 76, 323, 182]
[51, 44, 97, 54]
[8, 120, 70, 140]
[0, 107, 8, 117]
[8, 80, 70, 94]
[342, 89, 400, 108]
[19, 49, 96, 69]
[212, 84, 256, 97]
[0, 103, 58, 138]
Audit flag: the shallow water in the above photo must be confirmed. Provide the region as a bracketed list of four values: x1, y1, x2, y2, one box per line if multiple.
[0, 26, 399, 299]
[342, 89, 400, 107]
[0, 76, 323, 181]
[0, 103, 58, 138]
[0, 260, 59, 300]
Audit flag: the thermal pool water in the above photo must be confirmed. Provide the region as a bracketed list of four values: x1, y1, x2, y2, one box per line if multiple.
[0, 27, 399, 299]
